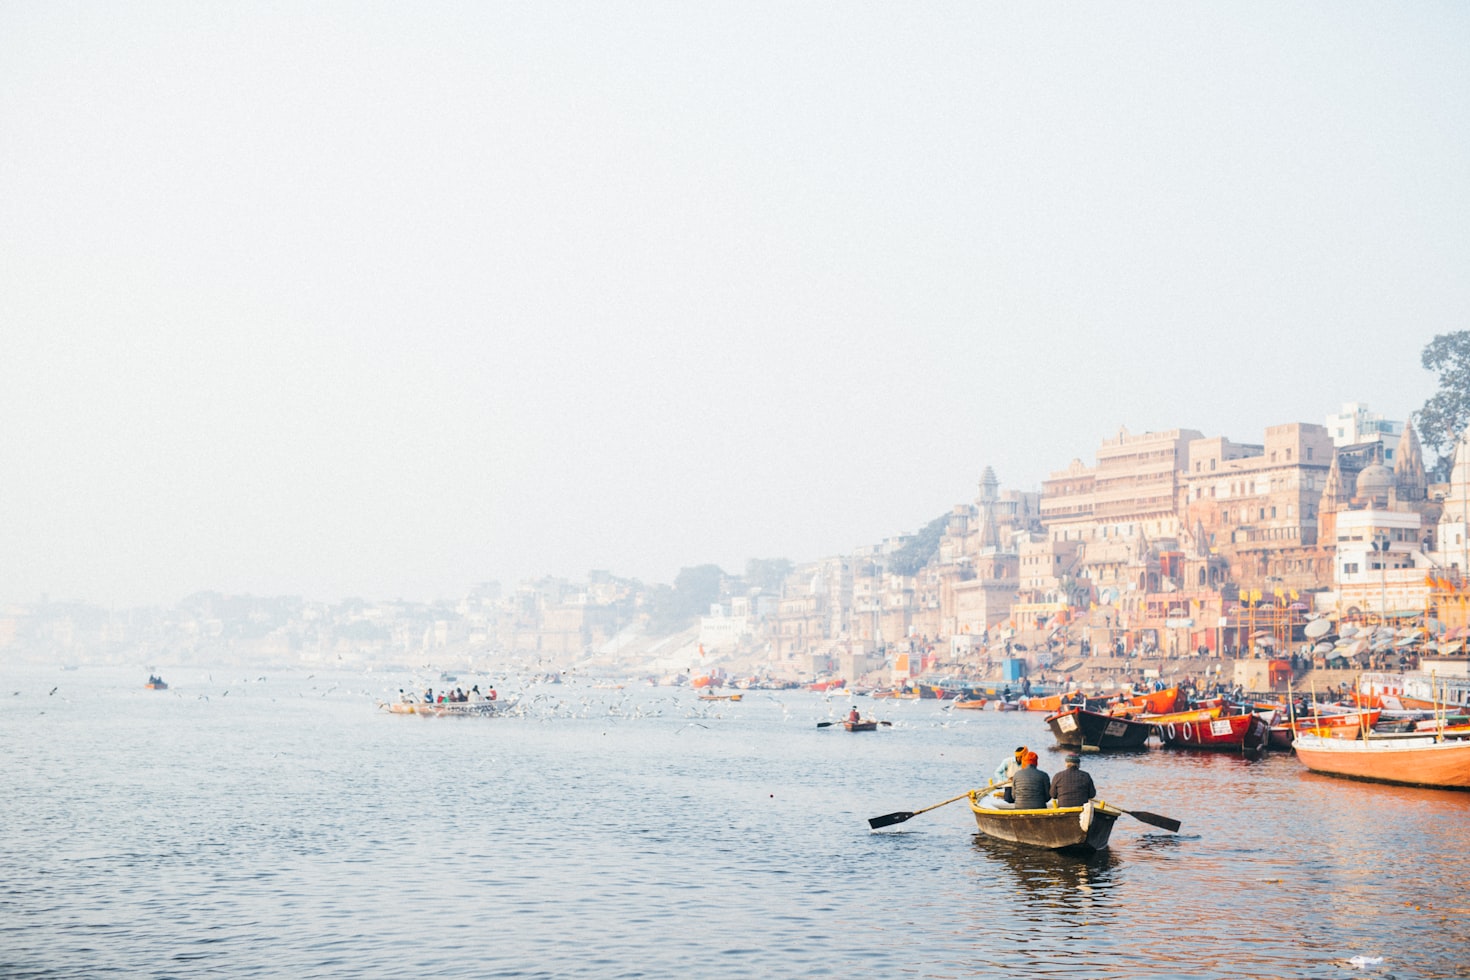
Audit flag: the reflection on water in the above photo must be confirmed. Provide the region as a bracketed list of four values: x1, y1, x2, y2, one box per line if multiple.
[970, 832, 1120, 906]
[3, 665, 1470, 979]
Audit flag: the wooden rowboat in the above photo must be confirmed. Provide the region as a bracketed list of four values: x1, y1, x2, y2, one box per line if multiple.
[1045, 706, 1152, 751]
[698, 693, 743, 701]
[378, 696, 517, 718]
[1121, 687, 1182, 715]
[1268, 709, 1381, 748]
[1158, 712, 1272, 758]
[968, 789, 1122, 854]
[952, 698, 989, 710]
[1140, 706, 1223, 728]
[1293, 732, 1470, 789]
[843, 719, 879, 732]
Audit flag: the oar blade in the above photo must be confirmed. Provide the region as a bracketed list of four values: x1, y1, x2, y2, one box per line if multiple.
[867, 810, 914, 830]
[1127, 809, 1181, 832]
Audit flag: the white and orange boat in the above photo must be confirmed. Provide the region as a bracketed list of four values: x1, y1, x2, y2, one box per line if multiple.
[1269, 708, 1380, 748]
[1293, 732, 1470, 789]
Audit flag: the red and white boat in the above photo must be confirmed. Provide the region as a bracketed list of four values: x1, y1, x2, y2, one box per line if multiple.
[1158, 711, 1272, 758]
[1293, 732, 1470, 789]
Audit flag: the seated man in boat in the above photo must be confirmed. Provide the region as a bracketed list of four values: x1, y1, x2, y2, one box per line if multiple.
[993, 746, 1027, 803]
[848, 706, 861, 726]
[1050, 753, 1096, 808]
[1011, 751, 1051, 810]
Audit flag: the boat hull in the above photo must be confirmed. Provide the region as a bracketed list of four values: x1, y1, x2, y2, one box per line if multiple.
[969, 792, 1121, 854]
[1125, 688, 1182, 714]
[1159, 713, 1271, 758]
[1293, 733, 1470, 789]
[843, 720, 878, 732]
[1269, 709, 1381, 748]
[1046, 707, 1152, 751]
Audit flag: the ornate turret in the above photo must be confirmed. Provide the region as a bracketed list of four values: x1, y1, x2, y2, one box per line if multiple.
[979, 466, 999, 504]
[1318, 453, 1346, 544]
[1394, 420, 1426, 503]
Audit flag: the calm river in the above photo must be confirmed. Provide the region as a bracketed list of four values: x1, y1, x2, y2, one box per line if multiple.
[3, 665, 1467, 979]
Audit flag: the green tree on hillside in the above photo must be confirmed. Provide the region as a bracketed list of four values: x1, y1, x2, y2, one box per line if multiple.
[743, 557, 793, 593]
[887, 513, 949, 577]
[645, 564, 727, 633]
[1417, 331, 1470, 473]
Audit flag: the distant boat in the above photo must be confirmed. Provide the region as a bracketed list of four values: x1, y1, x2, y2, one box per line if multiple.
[145, 676, 168, 691]
[379, 695, 517, 718]
[698, 693, 743, 702]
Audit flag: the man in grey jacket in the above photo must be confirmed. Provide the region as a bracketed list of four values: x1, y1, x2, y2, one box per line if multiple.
[1010, 751, 1051, 809]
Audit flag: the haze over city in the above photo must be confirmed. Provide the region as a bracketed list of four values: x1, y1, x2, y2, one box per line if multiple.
[3, 4, 1467, 609]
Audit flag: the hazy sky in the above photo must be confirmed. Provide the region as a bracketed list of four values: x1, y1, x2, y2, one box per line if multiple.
[3, 3, 1468, 608]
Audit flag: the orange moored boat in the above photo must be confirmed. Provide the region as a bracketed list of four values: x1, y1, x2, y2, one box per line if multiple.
[1123, 687, 1182, 715]
[952, 698, 989, 710]
[1020, 692, 1076, 713]
[1294, 732, 1470, 789]
[1140, 705, 1223, 728]
[1269, 709, 1380, 749]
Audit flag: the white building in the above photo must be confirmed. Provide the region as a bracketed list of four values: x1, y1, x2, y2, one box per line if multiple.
[1326, 402, 1405, 466]
[1332, 463, 1428, 616]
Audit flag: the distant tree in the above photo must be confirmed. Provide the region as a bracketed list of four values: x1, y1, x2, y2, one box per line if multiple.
[743, 557, 793, 593]
[673, 564, 725, 617]
[887, 513, 950, 577]
[1416, 331, 1470, 472]
[646, 565, 727, 633]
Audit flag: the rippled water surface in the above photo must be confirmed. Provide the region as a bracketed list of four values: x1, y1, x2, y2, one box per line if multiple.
[4, 666, 1469, 979]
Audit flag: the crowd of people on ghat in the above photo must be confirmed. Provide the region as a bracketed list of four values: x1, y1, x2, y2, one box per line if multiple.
[990, 744, 1097, 809]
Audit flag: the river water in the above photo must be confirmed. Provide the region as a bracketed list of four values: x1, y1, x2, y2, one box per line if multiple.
[3, 665, 1467, 979]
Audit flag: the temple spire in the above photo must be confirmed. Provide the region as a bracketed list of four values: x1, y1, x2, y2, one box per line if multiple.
[1394, 419, 1426, 502]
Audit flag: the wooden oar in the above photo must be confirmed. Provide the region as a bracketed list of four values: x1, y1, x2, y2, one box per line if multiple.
[868, 790, 975, 830]
[1109, 804, 1181, 832]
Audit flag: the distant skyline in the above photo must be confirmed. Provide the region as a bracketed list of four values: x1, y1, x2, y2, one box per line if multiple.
[3, 4, 1467, 608]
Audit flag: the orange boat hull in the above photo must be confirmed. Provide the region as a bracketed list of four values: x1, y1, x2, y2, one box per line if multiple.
[1294, 734, 1470, 788]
